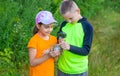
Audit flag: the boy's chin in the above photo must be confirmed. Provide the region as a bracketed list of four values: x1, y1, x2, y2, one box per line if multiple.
[71, 22, 76, 24]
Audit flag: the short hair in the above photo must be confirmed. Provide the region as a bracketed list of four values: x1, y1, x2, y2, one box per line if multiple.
[60, 0, 78, 14]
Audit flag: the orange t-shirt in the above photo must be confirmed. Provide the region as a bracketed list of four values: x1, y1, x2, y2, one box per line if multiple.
[27, 33, 57, 76]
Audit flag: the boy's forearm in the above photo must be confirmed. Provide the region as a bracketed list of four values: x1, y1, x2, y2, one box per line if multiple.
[69, 45, 90, 56]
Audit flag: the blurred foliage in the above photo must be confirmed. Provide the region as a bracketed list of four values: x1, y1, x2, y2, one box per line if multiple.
[74, 0, 104, 17]
[0, 0, 120, 75]
[103, 0, 120, 13]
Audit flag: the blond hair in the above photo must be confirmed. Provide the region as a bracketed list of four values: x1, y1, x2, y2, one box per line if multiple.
[60, 0, 78, 14]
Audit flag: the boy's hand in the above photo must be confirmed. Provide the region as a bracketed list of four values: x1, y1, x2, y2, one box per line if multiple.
[60, 41, 70, 50]
[58, 37, 64, 43]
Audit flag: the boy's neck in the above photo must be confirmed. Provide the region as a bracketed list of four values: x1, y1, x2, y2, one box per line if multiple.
[77, 14, 83, 21]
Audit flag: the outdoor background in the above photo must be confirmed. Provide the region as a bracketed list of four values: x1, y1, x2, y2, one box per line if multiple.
[0, 0, 120, 76]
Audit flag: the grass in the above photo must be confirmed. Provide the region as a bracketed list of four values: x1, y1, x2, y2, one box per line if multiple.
[89, 8, 120, 76]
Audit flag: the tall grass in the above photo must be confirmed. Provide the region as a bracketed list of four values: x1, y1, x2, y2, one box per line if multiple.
[89, 8, 120, 76]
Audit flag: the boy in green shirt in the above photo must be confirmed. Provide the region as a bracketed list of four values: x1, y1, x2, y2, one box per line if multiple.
[57, 0, 93, 76]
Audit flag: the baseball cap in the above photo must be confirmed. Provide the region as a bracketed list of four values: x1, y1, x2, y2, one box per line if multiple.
[35, 11, 57, 25]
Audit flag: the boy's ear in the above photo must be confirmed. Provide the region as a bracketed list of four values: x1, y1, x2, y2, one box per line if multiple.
[76, 8, 80, 13]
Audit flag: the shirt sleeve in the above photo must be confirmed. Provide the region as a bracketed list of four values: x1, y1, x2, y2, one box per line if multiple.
[69, 21, 93, 56]
[27, 37, 37, 49]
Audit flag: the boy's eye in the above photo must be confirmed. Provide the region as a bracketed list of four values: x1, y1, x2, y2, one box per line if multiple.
[69, 18, 73, 20]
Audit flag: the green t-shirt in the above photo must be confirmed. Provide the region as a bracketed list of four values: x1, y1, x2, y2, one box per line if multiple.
[58, 22, 88, 74]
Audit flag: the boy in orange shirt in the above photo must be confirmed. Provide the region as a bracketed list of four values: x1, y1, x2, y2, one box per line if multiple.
[27, 11, 60, 76]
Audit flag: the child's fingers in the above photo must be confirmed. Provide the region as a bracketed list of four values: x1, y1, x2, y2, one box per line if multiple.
[49, 51, 60, 57]
[42, 49, 50, 55]
[49, 51, 55, 57]
[54, 50, 60, 56]
[58, 38, 65, 43]
[59, 42, 70, 50]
